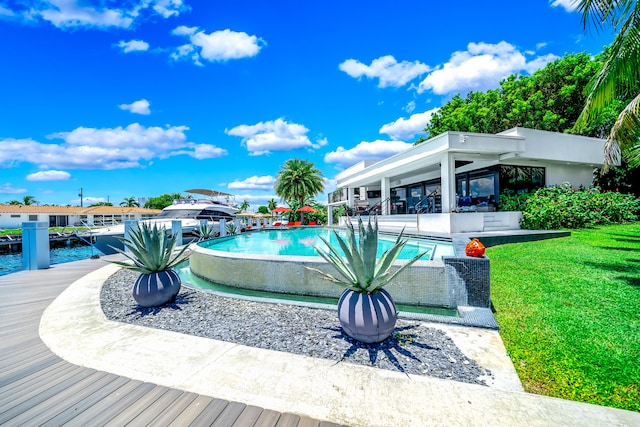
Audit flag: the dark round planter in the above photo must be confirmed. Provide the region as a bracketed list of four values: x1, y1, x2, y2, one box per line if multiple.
[132, 269, 181, 307]
[337, 288, 398, 343]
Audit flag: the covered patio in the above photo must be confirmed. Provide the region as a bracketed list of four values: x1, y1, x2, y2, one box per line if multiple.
[328, 128, 609, 233]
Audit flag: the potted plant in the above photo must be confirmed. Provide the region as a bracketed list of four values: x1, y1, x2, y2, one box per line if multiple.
[308, 216, 426, 343]
[196, 221, 217, 241]
[110, 223, 191, 307]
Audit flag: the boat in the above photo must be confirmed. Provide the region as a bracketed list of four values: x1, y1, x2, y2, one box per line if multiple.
[88, 189, 239, 255]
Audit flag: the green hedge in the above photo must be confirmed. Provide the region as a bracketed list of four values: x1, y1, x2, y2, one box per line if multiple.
[499, 184, 640, 229]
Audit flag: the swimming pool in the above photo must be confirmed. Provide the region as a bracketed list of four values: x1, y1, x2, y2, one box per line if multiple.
[198, 227, 455, 260]
[189, 227, 458, 309]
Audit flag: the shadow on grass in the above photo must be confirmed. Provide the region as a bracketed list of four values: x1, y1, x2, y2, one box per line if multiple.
[324, 324, 439, 374]
[583, 260, 640, 289]
[129, 290, 197, 316]
[607, 232, 640, 243]
[595, 245, 639, 253]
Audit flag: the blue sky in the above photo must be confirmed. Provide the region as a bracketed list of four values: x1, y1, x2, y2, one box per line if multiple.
[0, 0, 613, 209]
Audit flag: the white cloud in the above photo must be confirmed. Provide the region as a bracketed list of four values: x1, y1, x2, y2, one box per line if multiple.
[2, 0, 187, 30]
[153, 0, 189, 18]
[171, 26, 265, 65]
[379, 108, 439, 140]
[0, 183, 28, 195]
[324, 140, 413, 168]
[0, 124, 227, 170]
[226, 118, 325, 156]
[549, 0, 580, 12]
[523, 53, 561, 74]
[117, 39, 150, 53]
[228, 175, 275, 191]
[119, 99, 151, 115]
[417, 41, 559, 95]
[190, 144, 228, 159]
[26, 170, 71, 181]
[0, 5, 16, 17]
[339, 55, 430, 88]
[404, 101, 416, 113]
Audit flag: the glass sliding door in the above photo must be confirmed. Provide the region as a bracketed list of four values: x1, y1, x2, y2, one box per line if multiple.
[407, 184, 423, 214]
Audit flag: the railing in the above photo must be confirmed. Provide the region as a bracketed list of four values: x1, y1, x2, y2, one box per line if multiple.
[344, 197, 390, 216]
[414, 190, 439, 214]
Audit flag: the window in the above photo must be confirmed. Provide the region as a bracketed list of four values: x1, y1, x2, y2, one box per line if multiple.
[456, 168, 498, 206]
[28, 215, 38, 221]
[500, 165, 545, 194]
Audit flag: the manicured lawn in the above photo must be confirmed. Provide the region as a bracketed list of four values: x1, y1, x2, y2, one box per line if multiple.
[487, 222, 639, 412]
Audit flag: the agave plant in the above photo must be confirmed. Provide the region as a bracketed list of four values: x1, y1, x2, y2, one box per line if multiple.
[110, 223, 191, 307]
[309, 216, 426, 293]
[308, 216, 427, 343]
[196, 221, 217, 241]
[110, 222, 190, 274]
[225, 222, 239, 235]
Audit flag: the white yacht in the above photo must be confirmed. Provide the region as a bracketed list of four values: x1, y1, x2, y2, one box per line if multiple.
[88, 190, 238, 255]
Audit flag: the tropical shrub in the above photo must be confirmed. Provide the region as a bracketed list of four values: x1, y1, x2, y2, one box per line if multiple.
[500, 183, 640, 229]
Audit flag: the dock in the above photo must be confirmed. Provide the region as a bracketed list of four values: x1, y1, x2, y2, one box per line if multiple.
[0, 259, 345, 426]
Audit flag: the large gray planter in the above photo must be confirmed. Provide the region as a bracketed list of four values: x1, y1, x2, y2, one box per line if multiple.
[337, 288, 398, 343]
[133, 269, 181, 307]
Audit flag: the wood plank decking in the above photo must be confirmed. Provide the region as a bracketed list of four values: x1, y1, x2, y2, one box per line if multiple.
[0, 259, 346, 427]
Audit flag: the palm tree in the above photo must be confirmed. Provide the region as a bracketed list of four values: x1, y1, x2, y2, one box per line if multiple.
[267, 198, 277, 212]
[22, 195, 37, 205]
[120, 196, 140, 207]
[275, 159, 324, 220]
[576, 0, 640, 167]
[238, 200, 250, 212]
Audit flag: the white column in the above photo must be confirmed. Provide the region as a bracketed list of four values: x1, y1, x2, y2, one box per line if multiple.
[440, 153, 455, 213]
[219, 219, 227, 237]
[21, 221, 50, 270]
[327, 206, 333, 225]
[381, 177, 390, 215]
[347, 187, 355, 209]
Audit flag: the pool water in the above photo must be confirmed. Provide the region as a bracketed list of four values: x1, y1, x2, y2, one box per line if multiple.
[199, 227, 454, 260]
[0, 245, 103, 276]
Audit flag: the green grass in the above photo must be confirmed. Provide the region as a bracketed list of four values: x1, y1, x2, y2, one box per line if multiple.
[487, 222, 639, 411]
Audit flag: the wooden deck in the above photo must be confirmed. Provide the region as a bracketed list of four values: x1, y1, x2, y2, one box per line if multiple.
[0, 259, 347, 427]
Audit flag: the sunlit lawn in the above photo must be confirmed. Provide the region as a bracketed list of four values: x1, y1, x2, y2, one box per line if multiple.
[487, 222, 639, 412]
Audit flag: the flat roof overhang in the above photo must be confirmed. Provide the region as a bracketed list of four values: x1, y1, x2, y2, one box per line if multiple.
[336, 132, 525, 188]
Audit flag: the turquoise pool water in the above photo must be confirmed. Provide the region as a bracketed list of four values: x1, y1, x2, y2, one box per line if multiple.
[0, 245, 102, 276]
[198, 227, 455, 260]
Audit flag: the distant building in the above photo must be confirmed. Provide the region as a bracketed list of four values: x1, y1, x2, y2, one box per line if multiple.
[0, 205, 161, 229]
[328, 127, 610, 233]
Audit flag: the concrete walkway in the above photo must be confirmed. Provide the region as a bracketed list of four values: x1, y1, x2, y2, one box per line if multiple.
[38, 262, 640, 426]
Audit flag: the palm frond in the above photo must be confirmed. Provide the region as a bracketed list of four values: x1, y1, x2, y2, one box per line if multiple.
[607, 92, 640, 167]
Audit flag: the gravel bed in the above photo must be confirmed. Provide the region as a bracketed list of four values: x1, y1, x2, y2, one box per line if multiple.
[101, 269, 492, 386]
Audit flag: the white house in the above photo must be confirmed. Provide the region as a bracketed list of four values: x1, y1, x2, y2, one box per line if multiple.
[328, 127, 610, 233]
[0, 205, 160, 229]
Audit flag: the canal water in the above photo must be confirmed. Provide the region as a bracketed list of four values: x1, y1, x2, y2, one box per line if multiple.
[0, 245, 104, 276]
